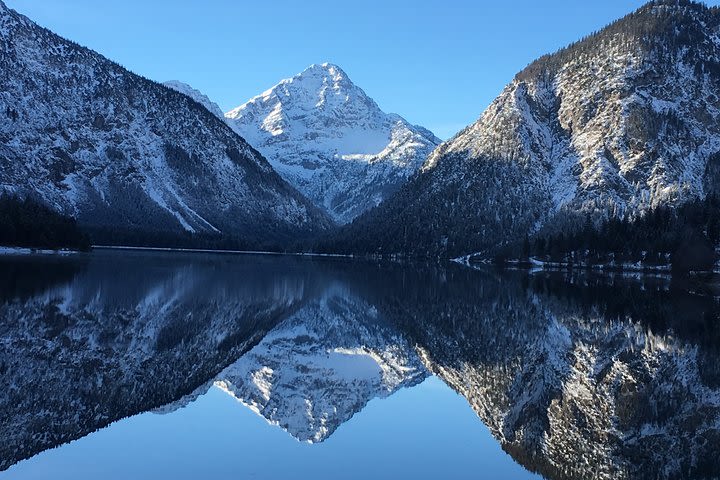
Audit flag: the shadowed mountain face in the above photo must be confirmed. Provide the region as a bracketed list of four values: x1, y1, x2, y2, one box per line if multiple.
[1, 252, 719, 479]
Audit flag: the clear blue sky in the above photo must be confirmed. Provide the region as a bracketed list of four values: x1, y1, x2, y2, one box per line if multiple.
[5, 0, 719, 139]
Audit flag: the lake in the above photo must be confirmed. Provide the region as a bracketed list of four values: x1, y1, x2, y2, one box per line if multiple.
[1, 250, 718, 479]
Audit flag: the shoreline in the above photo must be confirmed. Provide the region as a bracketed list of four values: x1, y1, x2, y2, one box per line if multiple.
[0, 246, 79, 256]
[92, 245, 355, 259]
[456, 256, 719, 279]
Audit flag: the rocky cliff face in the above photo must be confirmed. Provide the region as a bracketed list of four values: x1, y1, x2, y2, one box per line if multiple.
[0, 1, 330, 247]
[163, 80, 226, 119]
[226, 63, 440, 224]
[336, 0, 720, 257]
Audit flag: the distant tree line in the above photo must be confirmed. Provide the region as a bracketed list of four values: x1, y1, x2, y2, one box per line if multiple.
[0, 194, 91, 251]
[516, 0, 718, 83]
[527, 271, 720, 352]
[510, 195, 720, 273]
[86, 225, 311, 254]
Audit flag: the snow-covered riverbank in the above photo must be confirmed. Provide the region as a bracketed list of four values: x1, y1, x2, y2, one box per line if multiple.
[0, 246, 79, 256]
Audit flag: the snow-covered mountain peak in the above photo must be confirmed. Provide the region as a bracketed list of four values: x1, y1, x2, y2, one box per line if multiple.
[163, 80, 225, 119]
[225, 63, 440, 223]
[226, 62, 381, 139]
[252, 62, 352, 97]
[292, 62, 351, 87]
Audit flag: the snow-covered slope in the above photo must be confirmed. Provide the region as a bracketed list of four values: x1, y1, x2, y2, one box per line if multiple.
[163, 80, 225, 119]
[215, 284, 427, 443]
[337, 0, 720, 257]
[225, 63, 440, 223]
[0, 2, 330, 246]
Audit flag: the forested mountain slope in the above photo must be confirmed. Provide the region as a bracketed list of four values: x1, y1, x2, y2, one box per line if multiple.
[329, 0, 720, 258]
[0, 1, 331, 249]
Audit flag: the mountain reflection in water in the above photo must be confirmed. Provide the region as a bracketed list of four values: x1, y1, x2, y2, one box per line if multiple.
[1, 250, 719, 480]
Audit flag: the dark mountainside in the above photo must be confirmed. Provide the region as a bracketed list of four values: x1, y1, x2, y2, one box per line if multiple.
[323, 0, 720, 260]
[525, 194, 720, 273]
[0, 1, 331, 251]
[0, 194, 90, 251]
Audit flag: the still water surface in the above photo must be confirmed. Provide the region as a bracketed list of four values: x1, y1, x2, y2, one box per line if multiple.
[0, 250, 718, 479]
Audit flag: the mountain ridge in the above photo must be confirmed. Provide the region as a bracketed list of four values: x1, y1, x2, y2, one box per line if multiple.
[0, 1, 331, 249]
[225, 62, 441, 224]
[326, 0, 720, 258]
[163, 80, 226, 120]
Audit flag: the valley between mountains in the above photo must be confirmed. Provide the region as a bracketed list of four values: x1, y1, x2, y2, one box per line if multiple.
[3, 0, 720, 272]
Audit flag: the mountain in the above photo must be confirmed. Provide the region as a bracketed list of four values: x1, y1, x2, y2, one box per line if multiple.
[0, 2, 330, 248]
[163, 80, 226, 119]
[225, 63, 440, 224]
[330, 0, 720, 257]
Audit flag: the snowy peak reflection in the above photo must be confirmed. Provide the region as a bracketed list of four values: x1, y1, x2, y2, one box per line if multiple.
[214, 282, 427, 443]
